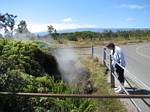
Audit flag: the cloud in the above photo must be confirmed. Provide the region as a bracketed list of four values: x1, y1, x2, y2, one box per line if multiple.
[53, 23, 98, 30]
[27, 22, 99, 33]
[63, 18, 72, 22]
[126, 17, 135, 21]
[119, 4, 147, 9]
[27, 23, 48, 33]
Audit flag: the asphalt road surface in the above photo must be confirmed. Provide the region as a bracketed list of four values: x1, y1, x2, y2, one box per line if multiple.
[121, 42, 150, 88]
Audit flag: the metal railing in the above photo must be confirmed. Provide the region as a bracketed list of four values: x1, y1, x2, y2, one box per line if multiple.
[0, 92, 150, 99]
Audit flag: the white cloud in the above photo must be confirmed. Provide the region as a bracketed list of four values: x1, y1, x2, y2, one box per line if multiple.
[53, 23, 98, 30]
[63, 18, 72, 22]
[27, 23, 48, 33]
[119, 4, 147, 9]
[126, 17, 135, 21]
[27, 22, 99, 33]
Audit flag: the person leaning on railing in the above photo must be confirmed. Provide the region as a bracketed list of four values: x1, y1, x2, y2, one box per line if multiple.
[106, 43, 126, 93]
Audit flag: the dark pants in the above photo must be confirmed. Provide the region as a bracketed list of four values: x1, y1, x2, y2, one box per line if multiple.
[115, 64, 124, 84]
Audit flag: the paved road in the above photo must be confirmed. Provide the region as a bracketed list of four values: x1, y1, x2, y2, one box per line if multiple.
[120, 43, 150, 112]
[121, 43, 150, 89]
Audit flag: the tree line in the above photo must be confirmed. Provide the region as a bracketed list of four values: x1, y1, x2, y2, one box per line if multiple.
[49, 29, 150, 41]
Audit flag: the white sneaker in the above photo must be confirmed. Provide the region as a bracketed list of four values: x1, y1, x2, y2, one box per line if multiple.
[114, 86, 121, 91]
[115, 88, 124, 94]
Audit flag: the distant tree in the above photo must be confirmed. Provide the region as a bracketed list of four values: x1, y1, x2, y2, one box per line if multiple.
[53, 29, 59, 39]
[47, 25, 54, 35]
[15, 20, 36, 39]
[4, 28, 12, 38]
[47, 25, 58, 39]
[16, 20, 28, 33]
[0, 13, 17, 37]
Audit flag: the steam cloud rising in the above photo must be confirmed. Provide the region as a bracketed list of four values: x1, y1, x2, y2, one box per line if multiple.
[54, 46, 89, 86]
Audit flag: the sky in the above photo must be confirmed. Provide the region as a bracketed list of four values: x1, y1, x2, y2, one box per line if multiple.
[0, 0, 150, 32]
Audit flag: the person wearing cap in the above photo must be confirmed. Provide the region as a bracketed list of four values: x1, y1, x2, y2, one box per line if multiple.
[106, 43, 126, 93]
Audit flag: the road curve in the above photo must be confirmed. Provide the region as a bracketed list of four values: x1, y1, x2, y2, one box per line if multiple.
[121, 42, 150, 88]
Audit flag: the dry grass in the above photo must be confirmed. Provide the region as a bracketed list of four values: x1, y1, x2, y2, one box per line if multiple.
[81, 56, 126, 112]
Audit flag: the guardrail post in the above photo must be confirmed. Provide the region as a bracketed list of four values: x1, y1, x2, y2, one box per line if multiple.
[92, 45, 94, 57]
[110, 55, 115, 88]
[103, 47, 106, 65]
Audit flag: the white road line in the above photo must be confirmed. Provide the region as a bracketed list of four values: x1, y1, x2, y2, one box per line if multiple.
[136, 45, 150, 59]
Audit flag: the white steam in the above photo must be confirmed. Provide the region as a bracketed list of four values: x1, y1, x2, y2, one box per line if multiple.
[54, 46, 88, 85]
[14, 32, 37, 40]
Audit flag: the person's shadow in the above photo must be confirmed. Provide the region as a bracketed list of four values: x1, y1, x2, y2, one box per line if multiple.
[125, 87, 150, 107]
[125, 87, 150, 95]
